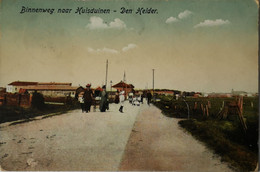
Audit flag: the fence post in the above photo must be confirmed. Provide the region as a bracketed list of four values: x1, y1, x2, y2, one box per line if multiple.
[207, 101, 211, 108]
[183, 99, 190, 120]
[206, 105, 209, 117]
[194, 102, 197, 110]
[251, 101, 254, 108]
[200, 104, 204, 116]
[29, 94, 33, 107]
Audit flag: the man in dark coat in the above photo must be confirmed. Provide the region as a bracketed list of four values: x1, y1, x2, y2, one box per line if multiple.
[147, 91, 152, 106]
[99, 85, 108, 112]
[83, 84, 94, 113]
[141, 93, 144, 104]
[115, 90, 120, 104]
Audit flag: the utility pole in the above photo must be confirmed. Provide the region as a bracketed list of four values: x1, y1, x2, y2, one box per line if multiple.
[123, 71, 126, 82]
[152, 69, 155, 96]
[105, 59, 108, 88]
[110, 80, 113, 99]
[123, 71, 127, 98]
[110, 80, 112, 92]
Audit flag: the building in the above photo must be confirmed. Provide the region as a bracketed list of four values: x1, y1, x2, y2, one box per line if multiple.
[38, 82, 72, 86]
[6, 81, 38, 93]
[154, 90, 174, 96]
[112, 81, 134, 97]
[75, 86, 104, 98]
[6, 81, 77, 97]
[23, 85, 78, 97]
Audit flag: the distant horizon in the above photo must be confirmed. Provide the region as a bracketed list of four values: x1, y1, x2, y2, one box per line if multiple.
[1, 79, 258, 94]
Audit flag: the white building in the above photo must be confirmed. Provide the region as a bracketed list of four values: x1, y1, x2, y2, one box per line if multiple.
[6, 81, 77, 97]
[6, 81, 38, 93]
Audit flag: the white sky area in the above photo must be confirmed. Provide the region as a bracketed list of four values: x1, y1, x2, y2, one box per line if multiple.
[0, 0, 258, 93]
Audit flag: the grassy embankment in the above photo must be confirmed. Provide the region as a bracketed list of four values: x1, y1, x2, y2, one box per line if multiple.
[0, 102, 80, 124]
[153, 95, 258, 172]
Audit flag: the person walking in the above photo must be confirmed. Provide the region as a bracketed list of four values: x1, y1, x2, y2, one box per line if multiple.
[119, 90, 125, 113]
[114, 90, 120, 104]
[141, 93, 144, 104]
[83, 84, 94, 113]
[147, 91, 152, 106]
[78, 92, 85, 113]
[99, 85, 108, 112]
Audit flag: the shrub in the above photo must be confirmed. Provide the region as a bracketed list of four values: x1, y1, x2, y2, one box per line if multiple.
[31, 92, 45, 109]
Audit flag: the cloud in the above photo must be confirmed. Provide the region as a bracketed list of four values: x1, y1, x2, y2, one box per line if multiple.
[178, 10, 193, 19]
[165, 10, 192, 24]
[122, 44, 137, 52]
[86, 16, 108, 29]
[88, 44, 137, 54]
[165, 17, 179, 24]
[194, 19, 231, 28]
[109, 18, 126, 29]
[88, 47, 119, 54]
[86, 16, 126, 30]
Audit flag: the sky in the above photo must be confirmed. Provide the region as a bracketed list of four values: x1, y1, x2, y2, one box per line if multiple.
[0, 0, 258, 93]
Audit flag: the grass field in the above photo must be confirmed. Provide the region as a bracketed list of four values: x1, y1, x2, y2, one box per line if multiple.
[154, 95, 258, 171]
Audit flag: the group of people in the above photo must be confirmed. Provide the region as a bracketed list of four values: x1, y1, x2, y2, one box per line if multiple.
[78, 84, 153, 113]
[128, 91, 152, 106]
[78, 84, 126, 113]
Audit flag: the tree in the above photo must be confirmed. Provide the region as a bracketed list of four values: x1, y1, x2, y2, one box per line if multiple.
[31, 91, 45, 109]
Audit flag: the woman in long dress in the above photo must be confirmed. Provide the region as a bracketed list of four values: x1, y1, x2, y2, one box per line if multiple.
[99, 85, 108, 112]
[119, 90, 125, 113]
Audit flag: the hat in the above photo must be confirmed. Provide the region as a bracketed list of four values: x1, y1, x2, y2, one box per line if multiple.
[86, 84, 91, 87]
[102, 85, 106, 89]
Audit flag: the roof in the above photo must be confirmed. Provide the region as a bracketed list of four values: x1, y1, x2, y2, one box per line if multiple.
[129, 84, 134, 88]
[95, 87, 103, 91]
[8, 81, 72, 86]
[19, 88, 28, 94]
[76, 86, 85, 94]
[8, 81, 38, 86]
[112, 81, 134, 88]
[38, 82, 72, 86]
[22, 85, 78, 91]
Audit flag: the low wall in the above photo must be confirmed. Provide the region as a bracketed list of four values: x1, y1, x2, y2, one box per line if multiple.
[2, 93, 31, 108]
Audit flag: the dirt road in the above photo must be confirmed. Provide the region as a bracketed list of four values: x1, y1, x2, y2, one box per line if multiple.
[0, 102, 234, 171]
[0, 103, 139, 171]
[119, 104, 233, 171]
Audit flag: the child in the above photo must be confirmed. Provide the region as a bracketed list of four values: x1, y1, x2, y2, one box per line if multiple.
[78, 92, 85, 113]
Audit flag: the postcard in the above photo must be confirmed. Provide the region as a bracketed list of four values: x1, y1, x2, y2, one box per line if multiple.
[0, 0, 258, 171]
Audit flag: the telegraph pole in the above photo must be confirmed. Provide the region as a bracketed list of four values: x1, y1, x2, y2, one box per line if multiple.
[105, 59, 108, 88]
[110, 80, 112, 92]
[123, 71, 127, 98]
[123, 71, 126, 82]
[152, 69, 155, 94]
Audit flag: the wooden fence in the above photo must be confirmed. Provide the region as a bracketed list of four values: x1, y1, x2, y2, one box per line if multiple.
[1, 93, 32, 108]
[0, 93, 74, 107]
